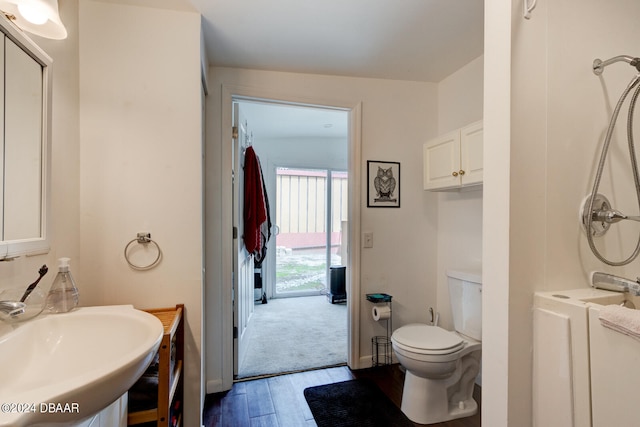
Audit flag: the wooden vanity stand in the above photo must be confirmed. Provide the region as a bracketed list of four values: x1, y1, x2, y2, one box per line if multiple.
[127, 304, 184, 427]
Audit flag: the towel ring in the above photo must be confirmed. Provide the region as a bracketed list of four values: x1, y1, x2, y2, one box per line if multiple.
[124, 232, 162, 270]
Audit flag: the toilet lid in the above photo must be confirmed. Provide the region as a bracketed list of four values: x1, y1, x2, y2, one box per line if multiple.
[392, 324, 465, 353]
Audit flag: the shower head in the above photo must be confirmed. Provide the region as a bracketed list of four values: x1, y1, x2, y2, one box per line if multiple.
[593, 55, 640, 75]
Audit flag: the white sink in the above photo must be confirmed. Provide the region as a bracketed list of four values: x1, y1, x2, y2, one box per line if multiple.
[0, 305, 163, 426]
[536, 287, 640, 307]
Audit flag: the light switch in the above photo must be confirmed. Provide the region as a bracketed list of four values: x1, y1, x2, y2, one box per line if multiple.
[363, 232, 373, 248]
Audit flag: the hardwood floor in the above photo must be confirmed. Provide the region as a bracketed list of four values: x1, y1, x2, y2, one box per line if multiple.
[203, 364, 481, 427]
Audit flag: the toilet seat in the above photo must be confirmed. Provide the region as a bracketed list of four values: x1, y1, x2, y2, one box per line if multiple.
[391, 324, 466, 355]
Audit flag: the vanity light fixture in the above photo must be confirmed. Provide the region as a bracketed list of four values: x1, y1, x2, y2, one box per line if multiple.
[0, 0, 67, 39]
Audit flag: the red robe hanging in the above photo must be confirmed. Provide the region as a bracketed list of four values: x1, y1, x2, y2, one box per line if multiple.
[243, 146, 267, 255]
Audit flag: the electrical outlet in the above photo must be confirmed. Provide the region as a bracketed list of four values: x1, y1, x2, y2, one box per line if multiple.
[363, 232, 374, 248]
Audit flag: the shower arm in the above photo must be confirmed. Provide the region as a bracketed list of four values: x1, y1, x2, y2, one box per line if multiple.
[593, 55, 640, 76]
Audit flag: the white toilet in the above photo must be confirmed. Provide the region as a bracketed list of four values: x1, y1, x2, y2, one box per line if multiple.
[391, 270, 482, 425]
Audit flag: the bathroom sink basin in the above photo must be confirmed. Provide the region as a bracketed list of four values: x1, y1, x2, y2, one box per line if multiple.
[536, 287, 640, 307]
[0, 305, 163, 426]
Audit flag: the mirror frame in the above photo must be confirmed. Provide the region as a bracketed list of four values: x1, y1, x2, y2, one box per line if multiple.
[0, 13, 52, 258]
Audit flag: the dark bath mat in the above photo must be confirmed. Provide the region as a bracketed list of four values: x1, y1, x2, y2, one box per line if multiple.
[303, 378, 414, 427]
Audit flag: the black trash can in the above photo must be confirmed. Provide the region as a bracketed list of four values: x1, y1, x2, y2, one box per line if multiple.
[328, 265, 346, 303]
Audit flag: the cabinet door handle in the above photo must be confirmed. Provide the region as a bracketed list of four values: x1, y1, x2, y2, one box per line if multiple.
[452, 171, 459, 177]
[459, 170, 465, 176]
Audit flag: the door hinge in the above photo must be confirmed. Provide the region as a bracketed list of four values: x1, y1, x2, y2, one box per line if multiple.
[233, 326, 238, 339]
[233, 226, 238, 239]
[232, 126, 238, 139]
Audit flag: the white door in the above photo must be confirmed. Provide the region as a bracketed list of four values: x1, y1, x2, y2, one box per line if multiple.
[232, 102, 255, 376]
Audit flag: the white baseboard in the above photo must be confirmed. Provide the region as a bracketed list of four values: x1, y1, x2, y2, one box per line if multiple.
[358, 355, 373, 369]
[357, 353, 397, 369]
[206, 378, 224, 394]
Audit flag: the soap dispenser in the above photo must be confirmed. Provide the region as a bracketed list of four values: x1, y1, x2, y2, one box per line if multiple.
[46, 257, 79, 313]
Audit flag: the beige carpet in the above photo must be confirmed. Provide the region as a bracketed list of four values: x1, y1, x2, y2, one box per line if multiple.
[238, 295, 347, 378]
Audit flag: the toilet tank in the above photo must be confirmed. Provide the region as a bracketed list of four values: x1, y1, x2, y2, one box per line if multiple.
[447, 269, 482, 341]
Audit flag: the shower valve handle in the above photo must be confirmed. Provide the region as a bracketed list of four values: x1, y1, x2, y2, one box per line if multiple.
[592, 208, 640, 224]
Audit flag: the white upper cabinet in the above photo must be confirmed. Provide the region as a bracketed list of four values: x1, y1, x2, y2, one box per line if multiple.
[459, 120, 483, 186]
[423, 120, 483, 191]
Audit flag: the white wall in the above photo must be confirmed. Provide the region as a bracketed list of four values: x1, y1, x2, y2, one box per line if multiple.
[438, 56, 484, 134]
[205, 67, 440, 388]
[435, 56, 484, 330]
[484, 0, 640, 425]
[543, 0, 640, 286]
[0, 1, 205, 424]
[483, 0, 511, 425]
[78, 2, 203, 425]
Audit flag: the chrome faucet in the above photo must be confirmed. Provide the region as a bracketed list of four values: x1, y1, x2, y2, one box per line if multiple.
[592, 272, 640, 296]
[0, 300, 26, 320]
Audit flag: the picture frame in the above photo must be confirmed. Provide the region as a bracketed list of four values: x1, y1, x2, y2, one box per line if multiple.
[367, 160, 400, 208]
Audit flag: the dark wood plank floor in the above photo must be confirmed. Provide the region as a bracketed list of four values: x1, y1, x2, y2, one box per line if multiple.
[203, 364, 481, 427]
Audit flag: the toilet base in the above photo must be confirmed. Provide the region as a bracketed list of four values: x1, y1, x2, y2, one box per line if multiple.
[400, 367, 478, 424]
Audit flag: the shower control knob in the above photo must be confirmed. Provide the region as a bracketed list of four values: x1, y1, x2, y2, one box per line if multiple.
[459, 170, 465, 176]
[452, 171, 459, 177]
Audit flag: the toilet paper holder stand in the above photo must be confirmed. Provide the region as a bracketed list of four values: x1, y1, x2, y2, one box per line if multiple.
[367, 293, 393, 366]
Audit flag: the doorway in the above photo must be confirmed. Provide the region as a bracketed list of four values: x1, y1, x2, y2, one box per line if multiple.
[219, 85, 363, 390]
[233, 100, 349, 378]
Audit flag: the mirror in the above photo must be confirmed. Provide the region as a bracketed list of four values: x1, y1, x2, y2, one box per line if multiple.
[0, 15, 52, 257]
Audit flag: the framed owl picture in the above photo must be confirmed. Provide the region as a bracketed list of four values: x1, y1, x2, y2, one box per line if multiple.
[367, 160, 400, 208]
